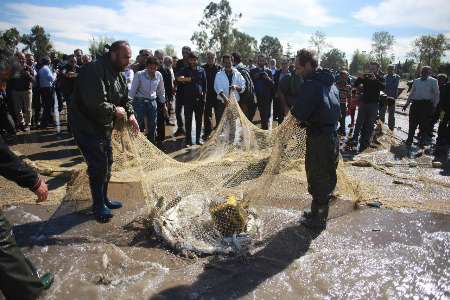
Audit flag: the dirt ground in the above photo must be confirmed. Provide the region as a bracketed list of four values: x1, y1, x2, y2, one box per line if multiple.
[1, 91, 449, 299]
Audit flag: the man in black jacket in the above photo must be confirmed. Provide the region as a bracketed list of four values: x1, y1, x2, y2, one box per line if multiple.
[69, 41, 139, 222]
[202, 51, 221, 140]
[0, 135, 53, 299]
[291, 49, 340, 231]
[250, 55, 274, 130]
[350, 62, 385, 152]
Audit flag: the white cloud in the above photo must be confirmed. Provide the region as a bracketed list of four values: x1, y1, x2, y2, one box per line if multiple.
[231, 0, 341, 28]
[0, 21, 14, 30]
[353, 0, 450, 30]
[4, 0, 341, 54]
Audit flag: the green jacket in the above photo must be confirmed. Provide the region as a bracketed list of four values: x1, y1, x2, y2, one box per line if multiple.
[69, 55, 133, 137]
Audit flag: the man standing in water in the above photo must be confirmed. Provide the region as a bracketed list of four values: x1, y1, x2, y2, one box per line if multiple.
[69, 41, 139, 223]
[291, 49, 340, 231]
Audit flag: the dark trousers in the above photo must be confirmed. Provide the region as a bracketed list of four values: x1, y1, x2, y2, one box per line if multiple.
[379, 97, 396, 130]
[156, 102, 165, 146]
[0, 103, 15, 135]
[175, 97, 184, 129]
[436, 112, 450, 150]
[72, 130, 112, 211]
[353, 102, 378, 151]
[32, 87, 41, 126]
[273, 97, 285, 125]
[203, 97, 225, 138]
[55, 87, 64, 112]
[338, 103, 347, 134]
[0, 213, 44, 300]
[39, 87, 54, 127]
[406, 100, 433, 145]
[305, 130, 339, 204]
[256, 95, 272, 130]
[184, 98, 205, 144]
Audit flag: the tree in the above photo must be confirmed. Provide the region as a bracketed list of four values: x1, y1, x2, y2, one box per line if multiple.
[230, 29, 257, 63]
[285, 42, 293, 59]
[309, 31, 330, 63]
[259, 35, 283, 61]
[371, 31, 395, 70]
[88, 36, 114, 59]
[164, 44, 177, 57]
[21, 25, 53, 61]
[349, 49, 370, 75]
[320, 48, 347, 70]
[191, 0, 241, 58]
[0, 27, 21, 63]
[410, 34, 449, 71]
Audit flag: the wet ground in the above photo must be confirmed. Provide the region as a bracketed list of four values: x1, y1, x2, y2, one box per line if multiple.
[1, 91, 449, 299]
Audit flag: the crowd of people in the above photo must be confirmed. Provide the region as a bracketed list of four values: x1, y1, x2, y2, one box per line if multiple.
[0, 40, 449, 300]
[0, 44, 449, 156]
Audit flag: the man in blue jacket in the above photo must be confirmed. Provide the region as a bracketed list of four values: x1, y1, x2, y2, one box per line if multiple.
[291, 49, 340, 231]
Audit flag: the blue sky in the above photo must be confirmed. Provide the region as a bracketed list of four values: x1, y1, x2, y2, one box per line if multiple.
[1, 0, 449, 61]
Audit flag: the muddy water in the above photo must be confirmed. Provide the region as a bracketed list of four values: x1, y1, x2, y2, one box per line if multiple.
[2, 198, 449, 299]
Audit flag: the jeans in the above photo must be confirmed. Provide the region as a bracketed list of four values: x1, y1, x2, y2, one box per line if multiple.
[203, 96, 225, 138]
[72, 129, 113, 212]
[379, 97, 396, 130]
[0, 213, 44, 300]
[353, 102, 379, 151]
[133, 98, 157, 144]
[406, 100, 433, 145]
[184, 98, 205, 144]
[156, 102, 165, 146]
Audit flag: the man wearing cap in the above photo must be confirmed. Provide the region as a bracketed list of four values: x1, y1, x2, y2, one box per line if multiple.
[176, 52, 206, 146]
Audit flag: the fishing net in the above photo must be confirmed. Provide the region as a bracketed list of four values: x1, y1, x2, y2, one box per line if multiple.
[61, 96, 360, 255]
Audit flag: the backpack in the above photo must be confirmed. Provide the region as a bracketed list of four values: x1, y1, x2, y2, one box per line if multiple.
[236, 66, 256, 105]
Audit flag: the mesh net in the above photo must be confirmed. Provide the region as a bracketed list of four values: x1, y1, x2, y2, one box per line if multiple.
[61, 95, 360, 255]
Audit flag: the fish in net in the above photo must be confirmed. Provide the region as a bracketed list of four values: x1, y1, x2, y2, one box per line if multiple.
[59, 95, 361, 255]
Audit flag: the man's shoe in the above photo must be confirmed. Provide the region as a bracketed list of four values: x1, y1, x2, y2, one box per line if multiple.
[94, 204, 113, 223]
[39, 273, 54, 290]
[104, 198, 123, 209]
[174, 128, 185, 137]
[196, 140, 203, 146]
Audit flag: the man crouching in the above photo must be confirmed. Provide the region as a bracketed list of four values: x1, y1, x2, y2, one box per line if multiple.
[69, 41, 139, 223]
[291, 49, 340, 231]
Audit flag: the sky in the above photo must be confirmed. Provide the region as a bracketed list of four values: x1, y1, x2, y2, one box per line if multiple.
[0, 0, 449, 61]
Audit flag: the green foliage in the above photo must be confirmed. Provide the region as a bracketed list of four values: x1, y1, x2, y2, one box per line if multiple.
[230, 29, 257, 63]
[88, 36, 114, 59]
[410, 34, 449, 72]
[320, 48, 347, 70]
[0, 27, 21, 63]
[163, 44, 177, 57]
[438, 63, 450, 76]
[259, 35, 283, 61]
[349, 49, 370, 75]
[285, 43, 293, 59]
[371, 31, 395, 70]
[21, 25, 53, 61]
[191, 0, 241, 58]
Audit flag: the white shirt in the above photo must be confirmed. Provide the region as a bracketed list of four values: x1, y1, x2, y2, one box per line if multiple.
[129, 70, 165, 103]
[124, 67, 134, 90]
[214, 68, 245, 102]
[408, 76, 440, 107]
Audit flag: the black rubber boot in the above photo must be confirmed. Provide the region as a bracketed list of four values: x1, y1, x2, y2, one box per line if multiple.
[90, 181, 113, 223]
[103, 181, 123, 209]
[301, 201, 329, 231]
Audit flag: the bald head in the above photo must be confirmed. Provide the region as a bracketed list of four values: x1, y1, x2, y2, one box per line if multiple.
[109, 41, 132, 72]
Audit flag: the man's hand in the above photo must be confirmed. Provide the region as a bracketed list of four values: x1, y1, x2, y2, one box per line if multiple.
[115, 107, 126, 119]
[129, 114, 140, 134]
[34, 180, 48, 203]
[230, 85, 241, 92]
